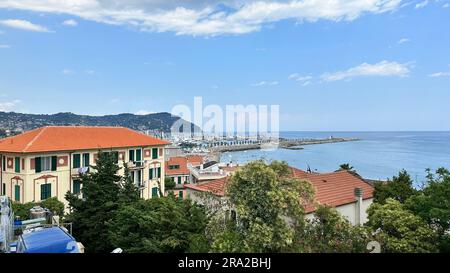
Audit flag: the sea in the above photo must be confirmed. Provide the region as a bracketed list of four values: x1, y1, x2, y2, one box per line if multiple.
[219, 131, 450, 186]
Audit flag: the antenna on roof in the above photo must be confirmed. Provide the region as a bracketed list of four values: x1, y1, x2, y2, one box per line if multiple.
[306, 164, 312, 173]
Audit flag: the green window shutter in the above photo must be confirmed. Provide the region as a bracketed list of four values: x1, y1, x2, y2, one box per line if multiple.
[73, 180, 81, 194]
[178, 191, 183, 199]
[157, 167, 161, 178]
[113, 152, 119, 163]
[15, 157, 20, 173]
[152, 148, 158, 159]
[51, 156, 57, 171]
[40, 184, 51, 200]
[15, 185, 20, 202]
[83, 153, 90, 167]
[73, 154, 81, 168]
[136, 149, 142, 162]
[177, 177, 182, 184]
[149, 168, 154, 179]
[129, 150, 135, 162]
[35, 157, 42, 173]
[2, 183, 6, 196]
[152, 187, 159, 198]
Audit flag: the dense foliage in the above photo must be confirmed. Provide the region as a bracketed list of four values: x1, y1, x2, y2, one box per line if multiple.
[61, 155, 450, 253]
[301, 205, 370, 253]
[13, 197, 65, 220]
[405, 168, 450, 252]
[373, 169, 417, 204]
[108, 195, 208, 253]
[367, 198, 437, 253]
[65, 152, 124, 253]
[207, 160, 315, 253]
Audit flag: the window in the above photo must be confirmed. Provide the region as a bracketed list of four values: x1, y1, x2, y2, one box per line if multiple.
[157, 167, 161, 178]
[82, 153, 90, 167]
[149, 168, 155, 180]
[73, 154, 81, 168]
[41, 157, 52, 172]
[2, 183, 5, 196]
[72, 180, 82, 195]
[169, 165, 180, 170]
[111, 151, 119, 163]
[14, 185, 20, 202]
[2, 156, 6, 171]
[35, 156, 56, 172]
[178, 191, 183, 199]
[15, 157, 20, 173]
[131, 170, 142, 186]
[177, 176, 182, 184]
[129, 150, 135, 162]
[40, 184, 52, 200]
[152, 187, 159, 198]
[152, 148, 158, 159]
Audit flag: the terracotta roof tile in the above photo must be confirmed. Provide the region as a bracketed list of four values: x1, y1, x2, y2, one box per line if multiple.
[184, 176, 229, 197]
[0, 126, 170, 153]
[185, 167, 374, 213]
[165, 156, 190, 175]
[291, 168, 374, 213]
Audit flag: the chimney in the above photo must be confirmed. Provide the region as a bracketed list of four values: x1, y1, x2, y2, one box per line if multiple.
[354, 187, 363, 226]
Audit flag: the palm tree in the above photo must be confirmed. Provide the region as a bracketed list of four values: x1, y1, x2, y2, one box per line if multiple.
[338, 163, 354, 171]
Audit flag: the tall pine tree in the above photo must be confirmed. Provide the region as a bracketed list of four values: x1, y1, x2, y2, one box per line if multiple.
[65, 151, 122, 253]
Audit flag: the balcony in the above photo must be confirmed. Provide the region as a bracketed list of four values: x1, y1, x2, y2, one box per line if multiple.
[71, 167, 90, 177]
[127, 161, 145, 170]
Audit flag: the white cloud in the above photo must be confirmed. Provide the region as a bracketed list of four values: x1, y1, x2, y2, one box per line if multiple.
[110, 98, 120, 104]
[0, 19, 51, 32]
[251, 81, 279, 87]
[0, 0, 404, 36]
[397, 38, 410, 44]
[62, 19, 78, 26]
[429, 71, 450, 77]
[443, 3, 450, 8]
[135, 110, 155, 115]
[0, 44, 11, 48]
[321, 60, 411, 81]
[288, 74, 313, 86]
[85, 69, 95, 75]
[61, 69, 75, 75]
[0, 99, 21, 112]
[415, 0, 429, 9]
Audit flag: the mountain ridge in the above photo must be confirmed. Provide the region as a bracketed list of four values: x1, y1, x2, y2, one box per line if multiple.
[0, 111, 199, 137]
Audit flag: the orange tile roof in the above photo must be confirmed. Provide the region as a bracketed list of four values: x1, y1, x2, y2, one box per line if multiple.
[291, 168, 374, 213]
[185, 167, 374, 213]
[165, 155, 206, 175]
[186, 155, 205, 166]
[165, 156, 190, 175]
[0, 126, 170, 153]
[184, 177, 230, 197]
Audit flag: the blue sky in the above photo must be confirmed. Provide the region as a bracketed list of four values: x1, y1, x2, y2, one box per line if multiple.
[0, 0, 449, 131]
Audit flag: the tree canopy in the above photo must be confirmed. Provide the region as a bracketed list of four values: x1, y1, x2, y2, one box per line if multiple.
[367, 198, 438, 253]
[65, 151, 126, 253]
[108, 194, 208, 253]
[301, 205, 370, 253]
[373, 169, 417, 204]
[210, 160, 314, 253]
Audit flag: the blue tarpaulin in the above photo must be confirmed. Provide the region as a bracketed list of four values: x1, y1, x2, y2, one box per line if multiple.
[18, 227, 80, 253]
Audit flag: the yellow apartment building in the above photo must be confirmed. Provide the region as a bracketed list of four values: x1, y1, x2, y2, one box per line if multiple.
[0, 126, 170, 208]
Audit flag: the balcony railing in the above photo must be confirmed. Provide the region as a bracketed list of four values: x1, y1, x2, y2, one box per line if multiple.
[127, 161, 145, 169]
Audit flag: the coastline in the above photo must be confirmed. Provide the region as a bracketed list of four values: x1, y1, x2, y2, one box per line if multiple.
[209, 137, 360, 152]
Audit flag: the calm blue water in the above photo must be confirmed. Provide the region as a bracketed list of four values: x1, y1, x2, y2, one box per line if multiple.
[220, 131, 450, 185]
